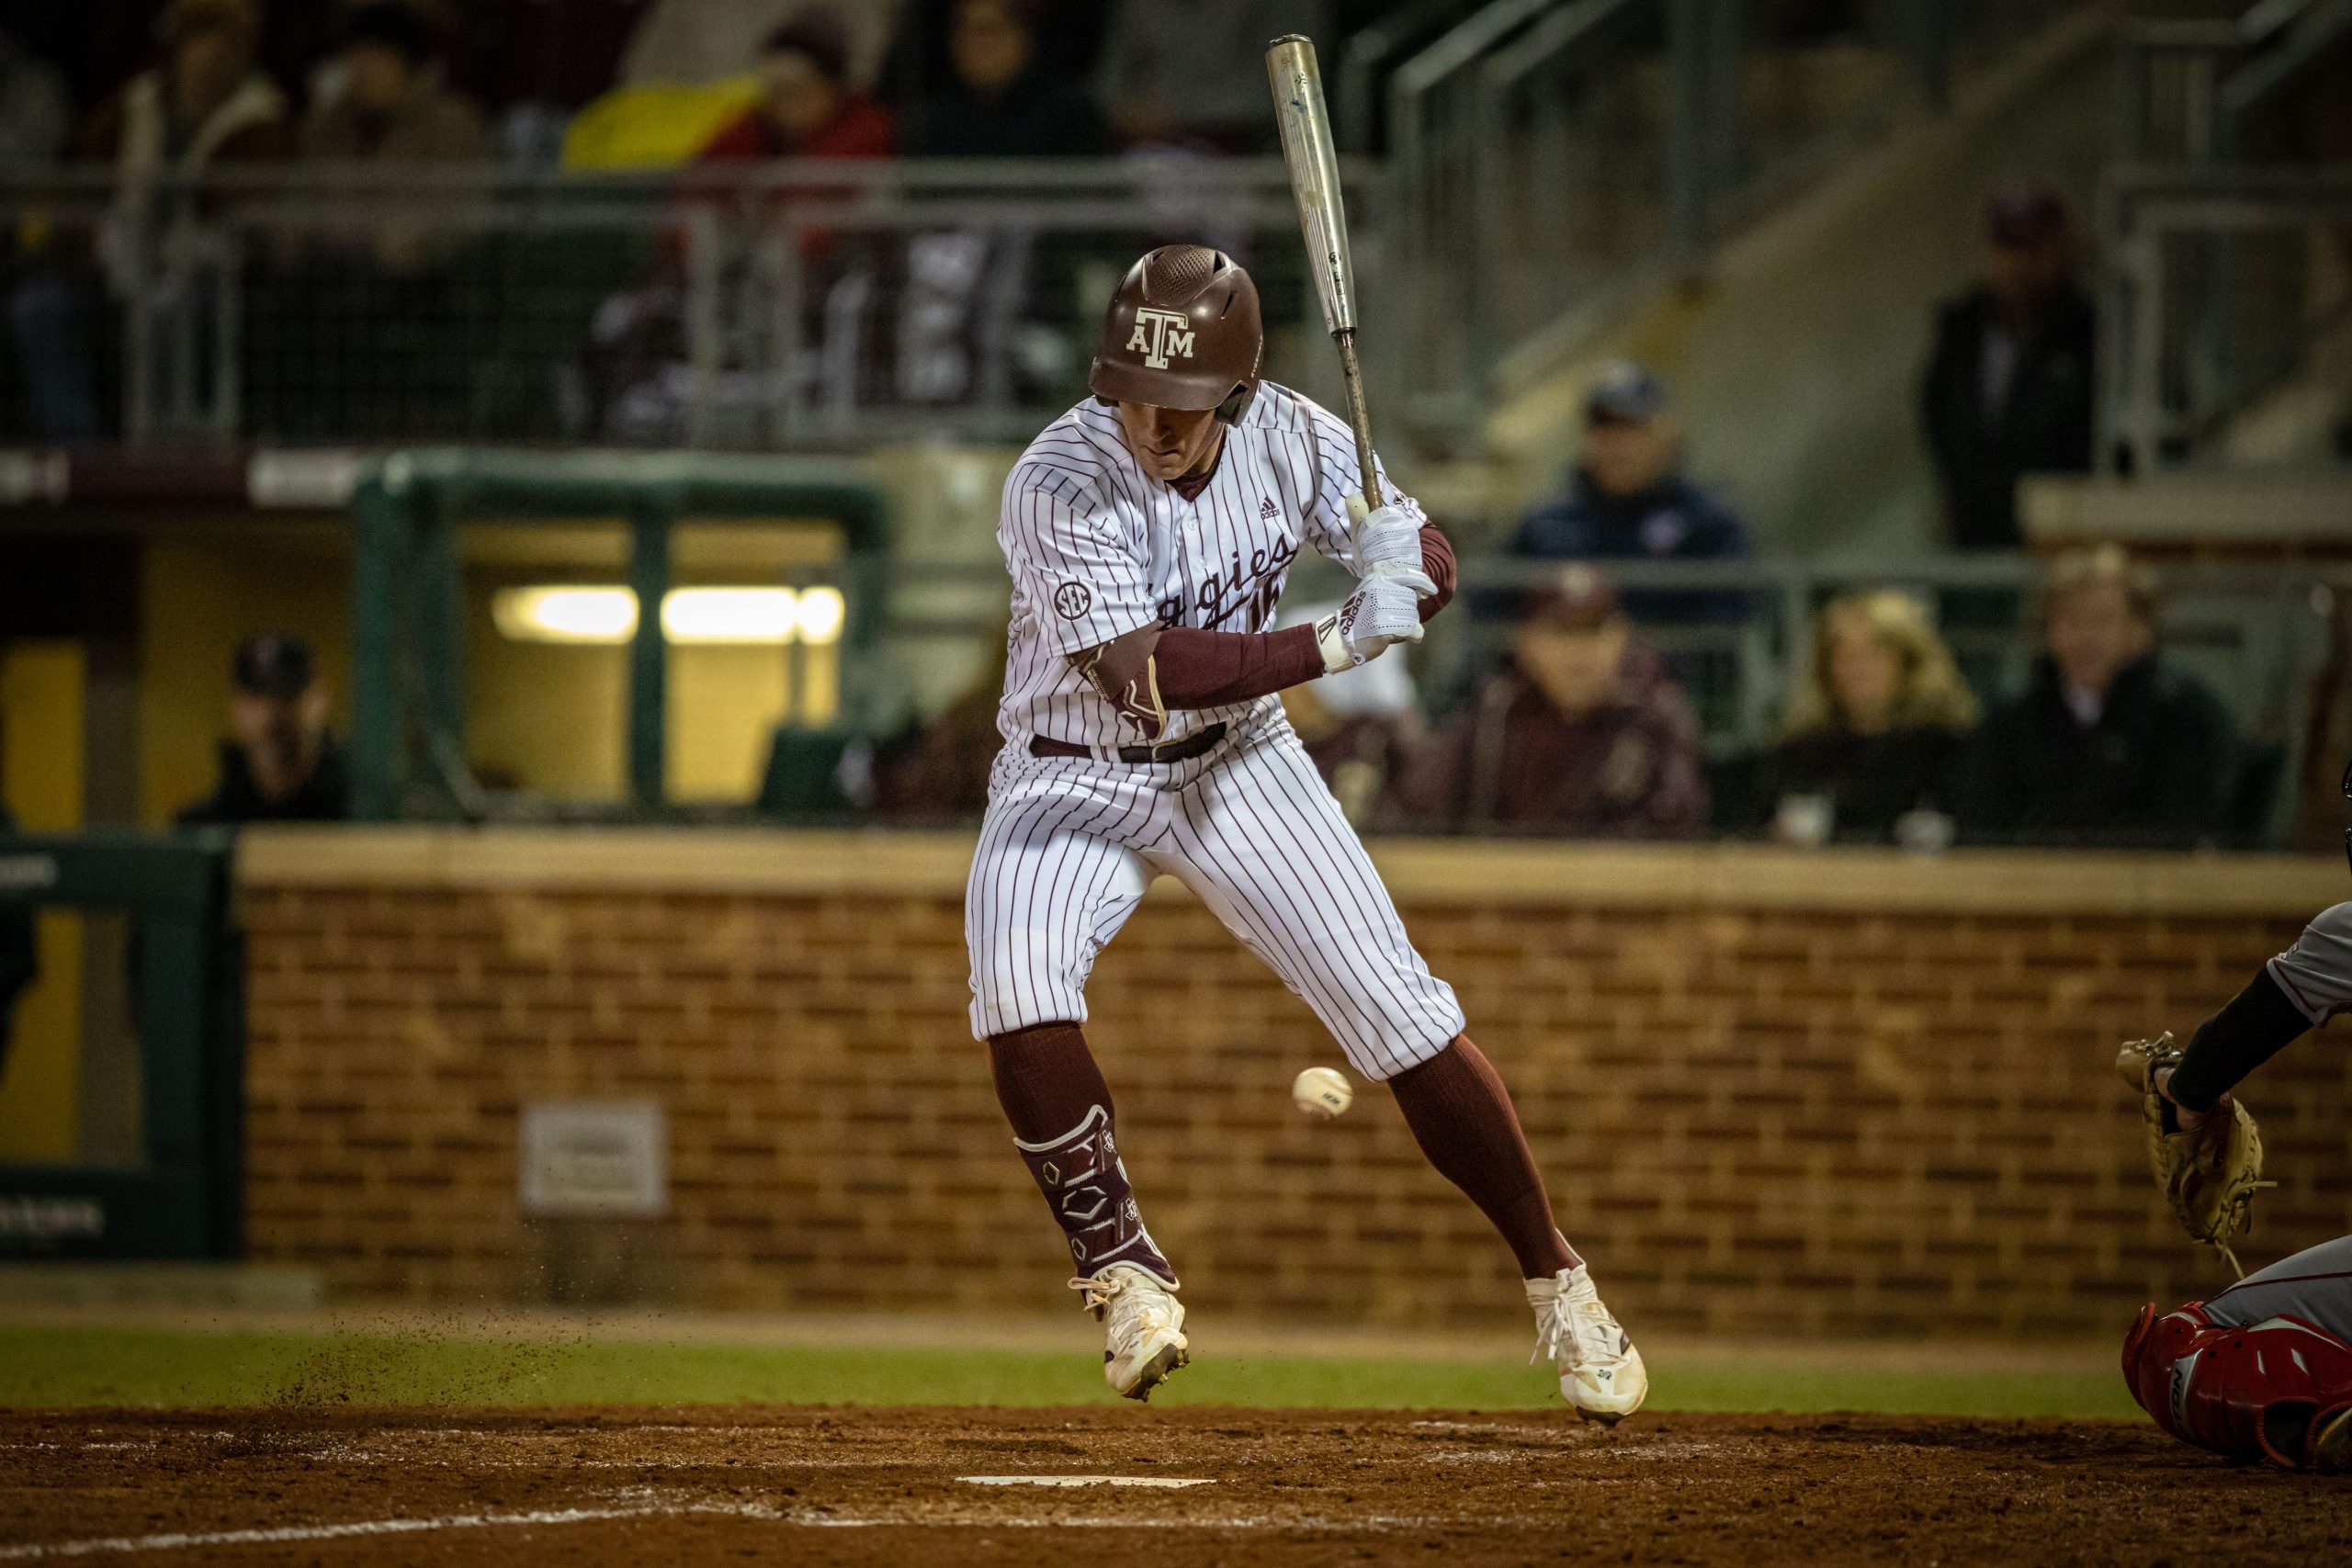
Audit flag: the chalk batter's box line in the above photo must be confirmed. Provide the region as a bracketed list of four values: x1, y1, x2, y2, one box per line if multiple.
[1, 1500, 1564, 1559]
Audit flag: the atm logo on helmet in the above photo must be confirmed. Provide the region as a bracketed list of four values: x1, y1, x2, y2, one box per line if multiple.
[1127, 308, 1195, 369]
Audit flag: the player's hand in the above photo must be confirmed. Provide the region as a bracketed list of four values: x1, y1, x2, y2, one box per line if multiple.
[1353, 504, 1435, 595]
[1317, 576, 1424, 672]
[2154, 1066, 2210, 1133]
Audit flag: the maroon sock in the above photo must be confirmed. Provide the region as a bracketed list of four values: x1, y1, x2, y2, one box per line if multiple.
[989, 1021, 1116, 1141]
[989, 1022, 1176, 1285]
[1388, 1036, 1578, 1279]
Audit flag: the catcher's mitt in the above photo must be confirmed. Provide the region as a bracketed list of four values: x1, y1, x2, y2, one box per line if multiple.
[2117, 1032, 2273, 1278]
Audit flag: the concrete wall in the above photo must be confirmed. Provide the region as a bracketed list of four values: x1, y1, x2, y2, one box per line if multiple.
[237, 827, 2347, 1338]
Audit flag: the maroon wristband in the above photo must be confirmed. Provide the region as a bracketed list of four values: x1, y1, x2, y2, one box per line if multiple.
[1418, 526, 1456, 622]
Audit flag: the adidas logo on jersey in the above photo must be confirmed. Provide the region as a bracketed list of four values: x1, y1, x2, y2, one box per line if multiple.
[1127, 308, 1195, 369]
[1259, 498, 1279, 519]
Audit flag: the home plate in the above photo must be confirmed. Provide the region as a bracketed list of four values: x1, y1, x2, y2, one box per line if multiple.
[958, 1476, 1216, 1489]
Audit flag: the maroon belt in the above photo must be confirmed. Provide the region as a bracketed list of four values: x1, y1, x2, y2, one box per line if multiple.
[1030, 722, 1227, 765]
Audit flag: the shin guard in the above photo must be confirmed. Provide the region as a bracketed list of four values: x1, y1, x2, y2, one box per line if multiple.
[1014, 1105, 1177, 1287]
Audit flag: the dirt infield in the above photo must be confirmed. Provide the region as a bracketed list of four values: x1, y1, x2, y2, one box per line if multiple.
[4, 1405, 2348, 1565]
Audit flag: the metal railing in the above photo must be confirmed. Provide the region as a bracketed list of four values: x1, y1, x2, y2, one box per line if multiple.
[2106, 1, 2352, 469]
[295, 486, 2328, 841]
[1385, 0, 2086, 440]
[2099, 164, 2352, 473]
[0, 160, 1385, 452]
[835, 551, 2324, 845]
[2117, 0, 2352, 164]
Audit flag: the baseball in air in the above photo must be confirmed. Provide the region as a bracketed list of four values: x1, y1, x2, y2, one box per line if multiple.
[1293, 1066, 1352, 1120]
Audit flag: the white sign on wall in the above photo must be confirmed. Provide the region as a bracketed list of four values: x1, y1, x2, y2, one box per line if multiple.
[518, 1101, 668, 1219]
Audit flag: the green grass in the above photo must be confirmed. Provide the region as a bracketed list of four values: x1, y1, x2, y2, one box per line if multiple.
[0, 1326, 2143, 1419]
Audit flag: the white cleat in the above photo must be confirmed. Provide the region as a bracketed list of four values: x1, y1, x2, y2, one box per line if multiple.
[1071, 1264, 1189, 1401]
[1527, 1264, 1647, 1425]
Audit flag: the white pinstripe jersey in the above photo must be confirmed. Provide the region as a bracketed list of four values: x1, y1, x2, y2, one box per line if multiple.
[994, 383, 1423, 749]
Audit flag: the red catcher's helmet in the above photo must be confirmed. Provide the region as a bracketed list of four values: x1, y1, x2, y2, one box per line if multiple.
[1089, 245, 1262, 421]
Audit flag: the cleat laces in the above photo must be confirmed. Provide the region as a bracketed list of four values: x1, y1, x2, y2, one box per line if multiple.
[1069, 1274, 1120, 1315]
[1531, 1296, 1572, 1368]
[1532, 1275, 1628, 1372]
[1069, 1270, 1178, 1330]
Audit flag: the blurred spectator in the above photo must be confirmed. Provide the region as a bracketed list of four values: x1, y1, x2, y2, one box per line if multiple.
[81, 0, 292, 171]
[903, 0, 1111, 158]
[694, 9, 892, 162]
[0, 22, 73, 168]
[271, 5, 487, 426]
[586, 12, 889, 443]
[9, 0, 290, 442]
[1955, 546, 2240, 848]
[889, 0, 1103, 411]
[1276, 600, 1424, 829]
[1920, 184, 2094, 551]
[88, 0, 340, 115]
[0, 805, 31, 1077]
[1746, 590, 1977, 845]
[1391, 565, 1708, 838]
[1509, 363, 1752, 623]
[622, 0, 852, 90]
[300, 4, 486, 163]
[1096, 0, 1325, 153]
[175, 634, 350, 827]
[877, 0, 1102, 112]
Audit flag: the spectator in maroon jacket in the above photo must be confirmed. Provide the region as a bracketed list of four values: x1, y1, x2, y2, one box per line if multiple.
[1391, 564, 1709, 839]
[693, 7, 892, 164]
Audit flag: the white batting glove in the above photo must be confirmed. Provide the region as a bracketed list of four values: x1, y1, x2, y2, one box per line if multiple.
[1352, 503, 1435, 594]
[1315, 576, 1424, 672]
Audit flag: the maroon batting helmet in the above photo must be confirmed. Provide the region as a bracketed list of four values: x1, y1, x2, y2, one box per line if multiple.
[1089, 245, 1262, 421]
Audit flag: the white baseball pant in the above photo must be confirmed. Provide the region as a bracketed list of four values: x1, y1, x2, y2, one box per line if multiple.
[966, 715, 1465, 1080]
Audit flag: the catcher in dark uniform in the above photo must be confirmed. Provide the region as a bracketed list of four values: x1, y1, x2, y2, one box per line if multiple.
[2114, 766, 2352, 1470]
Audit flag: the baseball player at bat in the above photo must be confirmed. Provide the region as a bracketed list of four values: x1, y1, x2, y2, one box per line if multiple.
[966, 243, 1645, 1417]
[2120, 766, 2352, 1468]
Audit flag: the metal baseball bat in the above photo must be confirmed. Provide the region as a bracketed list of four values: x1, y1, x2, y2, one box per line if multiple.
[1266, 33, 1384, 516]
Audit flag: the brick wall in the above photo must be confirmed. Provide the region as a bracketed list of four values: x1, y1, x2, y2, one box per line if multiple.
[239, 831, 2352, 1338]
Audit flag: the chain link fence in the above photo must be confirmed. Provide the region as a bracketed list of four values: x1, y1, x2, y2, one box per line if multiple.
[0, 160, 1378, 451]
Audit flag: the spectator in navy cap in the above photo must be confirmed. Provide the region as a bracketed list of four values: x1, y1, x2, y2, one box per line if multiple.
[1508, 361, 1753, 626]
[176, 633, 349, 826]
[1919, 181, 2096, 550]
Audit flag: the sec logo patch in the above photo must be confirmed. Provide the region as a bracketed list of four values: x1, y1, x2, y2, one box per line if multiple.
[1054, 581, 1093, 620]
